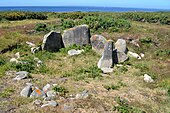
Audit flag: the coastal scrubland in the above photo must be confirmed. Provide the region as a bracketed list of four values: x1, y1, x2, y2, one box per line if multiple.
[0, 11, 170, 113]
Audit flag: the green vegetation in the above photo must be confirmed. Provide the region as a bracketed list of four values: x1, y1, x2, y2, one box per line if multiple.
[0, 11, 170, 113]
[52, 85, 68, 96]
[113, 97, 145, 113]
[0, 11, 47, 21]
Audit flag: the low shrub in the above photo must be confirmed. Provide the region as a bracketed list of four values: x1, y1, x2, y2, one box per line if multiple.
[34, 23, 48, 32]
[52, 85, 68, 96]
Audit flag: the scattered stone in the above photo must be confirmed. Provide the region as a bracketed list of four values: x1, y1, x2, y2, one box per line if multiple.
[76, 90, 89, 99]
[10, 58, 18, 63]
[90, 35, 107, 55]
[62, 25, 90, 47]
[43, 84, 51, 92]
[46, 90, 57, 99]
[41, 100, 58, 108]
[14, 52, 20, 59]
[113, 49, 128, 63]
[115, 39, 127, 53]
[42, 31, 63, 52]
[33, 99, 42, 105]
[20, 85, 32, 97]
[37, 60, 43, 67]
[31, 47, 41, 54]
[144, 74, 154, 83]
[98, 40, 113, 68]
[13, 71, 29, 81]
[140, 53, 145, 58]
[68, 49, 84, 56]
[130, 40, 140, 47]
[30, 87, 46, 98]
[26, 41, 36, 47]
[101, 67, 113, 73]
[128, 51, 141, 60]
[34, 57, 39, 61]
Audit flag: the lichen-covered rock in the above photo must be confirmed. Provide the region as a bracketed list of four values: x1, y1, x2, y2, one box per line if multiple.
[30, 87, 46, 98]
[42, 31, 63, 52]
[13, 71, 29, 81]
[98, 40, 113, 69]
[62, 25, 90, 47]
[90, 35, 107, 55]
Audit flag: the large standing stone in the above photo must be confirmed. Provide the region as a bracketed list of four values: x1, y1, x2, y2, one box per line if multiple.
[113, 49, 128, 63]
[62, 25, 90, 47]
[115, 39, 127, 53]
[42, 31, 63, 52]
[90, 35, 107, 55]
[98, 40, 113, 68]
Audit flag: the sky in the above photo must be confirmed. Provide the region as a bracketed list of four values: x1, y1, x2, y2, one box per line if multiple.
[0, 0, 170, 9]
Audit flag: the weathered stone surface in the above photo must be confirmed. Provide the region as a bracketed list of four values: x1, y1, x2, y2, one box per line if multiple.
[26, 41, 36, 47]
[90, 35, 107, 55]
[43, 84, 51, 92]
[33, 99, 42, 105]
[98, 40, 113, 68]
[115, 39, 127, 53]
[13, 71, 29, 81]
[30, 87, 46, 98]
[20, 85, 32, 97]
[14, 52, 20, 59]
[68, 49, 84, 56]
[144, 74, 154, 83]
[41, 100, 58, 108]
[46, 90, 57, 99]
[76, 90, 89, 99]
[113, 49, 128, 63]
[62, 25, 90, 47]
[42, 31, 63, 52]
[31, 47, 41, 54]
[101, 68, 113, 73]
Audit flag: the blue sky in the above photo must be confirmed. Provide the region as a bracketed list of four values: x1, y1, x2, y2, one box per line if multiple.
[0, 0, 170, 9]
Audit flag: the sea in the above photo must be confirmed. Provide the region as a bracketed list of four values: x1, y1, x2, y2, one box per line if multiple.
[0, 6, 170, 12]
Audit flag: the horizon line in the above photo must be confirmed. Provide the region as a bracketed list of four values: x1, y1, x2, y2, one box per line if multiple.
[0, 6, 170, 10]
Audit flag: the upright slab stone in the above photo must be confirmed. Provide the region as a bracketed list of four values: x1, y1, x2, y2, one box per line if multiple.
[115, 39, 127, 53]
[113, 49, 128, 63]
[42, 31, 63, 52]
[62, 25, 90, 47]
[90, 35, 107, 55]
[98, 40, 113, 68]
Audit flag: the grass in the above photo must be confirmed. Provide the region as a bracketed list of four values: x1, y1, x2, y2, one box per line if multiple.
[0, 11, 170, 113]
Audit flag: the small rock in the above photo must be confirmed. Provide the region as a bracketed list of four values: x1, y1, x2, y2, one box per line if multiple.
[46, 90, 57, 99]
[41, 100, 58, 108]
[33, 99, 42, 105]
[76, 90, 89, 99]
[115, 39, 127, 53]
[34, 57, 39, 61]
[144, 74, 154, 83]
[140, 53, 145, 58]
[26, 41, 36, 47]
[13, 71, 29, 81]
[20, 85, 32, 97]
[43, 84, 51, 92]
[101, 68, 113, 73]
[31, 47, 41, 54]
[68, 49, 84, 56]
[37, 60, 43, 67]
[30, 87, 46, 98]
[128, 51, 141, 60]
[14, 52, 20, 59]
[10, 58, 18, 63]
